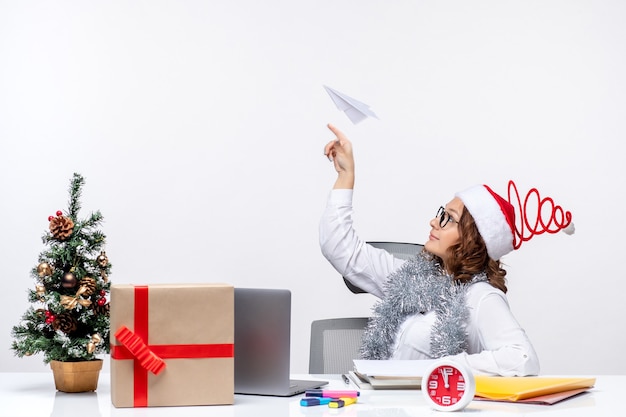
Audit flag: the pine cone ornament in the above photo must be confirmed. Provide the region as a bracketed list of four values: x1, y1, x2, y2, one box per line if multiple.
[52, 313, 78, 334]
[79, 277, 97, 296]
[49, 216, 74, 240]
[92, 301, 110, 317]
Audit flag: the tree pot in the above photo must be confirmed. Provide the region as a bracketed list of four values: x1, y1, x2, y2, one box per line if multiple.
[50, 359, 103, 392]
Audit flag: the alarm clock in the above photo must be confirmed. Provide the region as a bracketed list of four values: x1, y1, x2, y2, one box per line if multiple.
[422, 359, 476, 412]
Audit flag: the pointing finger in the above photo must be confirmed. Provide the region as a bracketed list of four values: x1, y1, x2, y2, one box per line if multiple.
[327, 123, 347, 143]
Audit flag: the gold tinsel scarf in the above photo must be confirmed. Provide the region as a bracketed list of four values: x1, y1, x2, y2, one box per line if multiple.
[360, 253, 488, 360]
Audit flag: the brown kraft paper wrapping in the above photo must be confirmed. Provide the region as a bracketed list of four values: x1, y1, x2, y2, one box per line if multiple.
[110, 283, 234, 407]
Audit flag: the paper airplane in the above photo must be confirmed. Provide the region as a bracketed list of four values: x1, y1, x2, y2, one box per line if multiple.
[324, 85, 378, 124]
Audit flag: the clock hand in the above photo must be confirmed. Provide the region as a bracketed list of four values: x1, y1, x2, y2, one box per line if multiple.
[441, 368, 450, 389]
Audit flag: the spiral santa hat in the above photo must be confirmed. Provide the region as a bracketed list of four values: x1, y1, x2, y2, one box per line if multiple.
[455, 181, 574, 261]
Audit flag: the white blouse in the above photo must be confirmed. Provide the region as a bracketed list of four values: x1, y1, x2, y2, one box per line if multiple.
[319, 189, 540, 376]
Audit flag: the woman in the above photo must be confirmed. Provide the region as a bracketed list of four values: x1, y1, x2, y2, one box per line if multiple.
[319, 124, 573, 376]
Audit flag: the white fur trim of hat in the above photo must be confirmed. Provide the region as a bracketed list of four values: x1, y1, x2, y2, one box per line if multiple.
[455, 184, 515, 261]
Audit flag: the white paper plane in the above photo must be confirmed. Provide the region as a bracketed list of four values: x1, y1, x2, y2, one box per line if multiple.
[323, 85, 379, 124]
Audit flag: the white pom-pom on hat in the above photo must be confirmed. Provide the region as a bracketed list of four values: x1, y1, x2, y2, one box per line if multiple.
[562, 222, 576, 235]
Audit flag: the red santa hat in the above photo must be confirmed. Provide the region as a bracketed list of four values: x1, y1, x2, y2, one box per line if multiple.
[455, 181, 574, 260]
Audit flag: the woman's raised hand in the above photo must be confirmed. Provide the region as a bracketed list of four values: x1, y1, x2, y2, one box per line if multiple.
[324, 123, 355, 189]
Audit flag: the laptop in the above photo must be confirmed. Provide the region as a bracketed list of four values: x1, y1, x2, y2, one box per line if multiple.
[234, 287, 328, 396]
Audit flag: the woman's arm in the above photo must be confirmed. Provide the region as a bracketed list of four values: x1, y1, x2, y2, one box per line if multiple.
[447, 291, 540, 376]
[319, 189, 405, 298]
[320, 124, 404, 297]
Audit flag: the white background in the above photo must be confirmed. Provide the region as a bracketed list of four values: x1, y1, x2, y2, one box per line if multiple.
[1, 0, 625, 375]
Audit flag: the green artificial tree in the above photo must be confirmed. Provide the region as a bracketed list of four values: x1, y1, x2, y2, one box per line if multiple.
[11, 173, 112, 363]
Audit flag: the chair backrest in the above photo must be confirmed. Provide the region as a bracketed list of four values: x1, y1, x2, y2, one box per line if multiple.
[309, 317, 369, 374]
[343, 241, 424, 294]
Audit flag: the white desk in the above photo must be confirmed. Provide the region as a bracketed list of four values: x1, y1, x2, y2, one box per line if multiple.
[0, 373, 618, 416]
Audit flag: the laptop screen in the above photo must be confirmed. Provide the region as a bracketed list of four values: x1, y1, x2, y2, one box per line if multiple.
[234, 288, 327, 396]
[234, 288, 292, 394]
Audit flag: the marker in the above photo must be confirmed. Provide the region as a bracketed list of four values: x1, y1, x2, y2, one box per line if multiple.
[305, 389, 360, 398]
[329, 397, 358, 408]
[300, 397, 333, 407]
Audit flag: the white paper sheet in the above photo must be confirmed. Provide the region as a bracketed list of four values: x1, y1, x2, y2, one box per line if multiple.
[353, 359, 436, 377]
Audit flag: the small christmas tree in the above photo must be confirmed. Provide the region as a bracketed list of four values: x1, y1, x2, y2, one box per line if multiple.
[11, 173, 111, 363]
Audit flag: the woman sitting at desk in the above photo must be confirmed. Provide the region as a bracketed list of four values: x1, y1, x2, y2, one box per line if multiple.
[319, 124, 574, 377]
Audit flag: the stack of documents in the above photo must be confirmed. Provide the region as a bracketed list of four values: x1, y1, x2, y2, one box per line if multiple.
[347, 360, 436, 389]
[474, 376, 596, 405]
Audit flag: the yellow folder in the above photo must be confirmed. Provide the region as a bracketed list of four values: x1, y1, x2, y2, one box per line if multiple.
[474, 376, 596, 401]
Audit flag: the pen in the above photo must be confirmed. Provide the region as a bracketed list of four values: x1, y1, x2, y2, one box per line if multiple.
[329, 397, 358, 408]
[305, 389, 360, 398]
[300, 397, 333, 407]
[342, 374, 351, 385]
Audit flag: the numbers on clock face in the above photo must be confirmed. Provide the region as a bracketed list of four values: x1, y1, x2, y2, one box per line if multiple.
[425, 366, 467, 407]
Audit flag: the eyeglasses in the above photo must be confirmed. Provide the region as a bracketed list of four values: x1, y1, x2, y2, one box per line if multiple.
[436, 206, 458, 228]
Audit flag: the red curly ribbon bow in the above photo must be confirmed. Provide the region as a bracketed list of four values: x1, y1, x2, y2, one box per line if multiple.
[114, 325, 166, 375]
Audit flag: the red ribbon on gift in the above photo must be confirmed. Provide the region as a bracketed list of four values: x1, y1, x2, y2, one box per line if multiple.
[110, 286, 234, 407]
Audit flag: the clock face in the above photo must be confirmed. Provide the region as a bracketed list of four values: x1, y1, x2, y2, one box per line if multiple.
[423, 363, 474, 411]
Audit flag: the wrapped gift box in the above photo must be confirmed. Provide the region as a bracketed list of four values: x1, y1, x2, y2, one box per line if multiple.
[110, 283, 234, 407]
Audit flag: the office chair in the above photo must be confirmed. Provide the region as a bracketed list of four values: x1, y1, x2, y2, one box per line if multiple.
[343, 241, 424, 294]
[309, 317, 370, 374]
